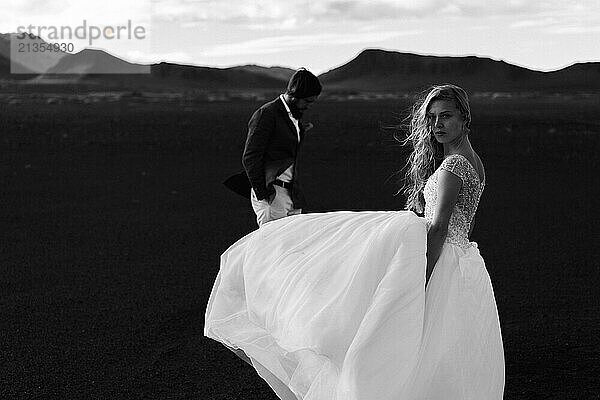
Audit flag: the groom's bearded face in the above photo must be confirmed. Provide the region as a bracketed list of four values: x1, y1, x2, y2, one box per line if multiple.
[288, 98, 304, 119]
[289, 95, 318, 119]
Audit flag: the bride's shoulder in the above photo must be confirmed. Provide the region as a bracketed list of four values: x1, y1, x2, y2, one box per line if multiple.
[440, 153, 485, 183]
[440, 154, 468, 171]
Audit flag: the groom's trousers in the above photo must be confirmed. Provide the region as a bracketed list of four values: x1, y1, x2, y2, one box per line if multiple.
[250, 186, 302, 227]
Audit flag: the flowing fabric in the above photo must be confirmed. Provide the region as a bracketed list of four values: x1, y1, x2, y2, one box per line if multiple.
[204, 210, 504, 399]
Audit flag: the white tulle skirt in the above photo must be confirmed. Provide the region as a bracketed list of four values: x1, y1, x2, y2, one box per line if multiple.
[204, 211, 504, 400]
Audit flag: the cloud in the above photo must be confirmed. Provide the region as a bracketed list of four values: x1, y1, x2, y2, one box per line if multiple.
[151, 0, 572, 28]
[509, 2, 600, 33]
[3, 0, 153, 29]
[546, 25, 600, 35]
[6, 0, 66, 17]
[4, 0, 596, 33]
[152, 0, 441, 26]
[202, 30, 422, 57]
[510, 17, 558, 29]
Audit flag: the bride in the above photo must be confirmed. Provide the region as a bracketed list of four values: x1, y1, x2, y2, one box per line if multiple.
[204, 84, 505, 399]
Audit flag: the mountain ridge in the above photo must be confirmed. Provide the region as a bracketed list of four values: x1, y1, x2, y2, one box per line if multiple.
[1, 33, 598, 93]
[319, 49, 599, 92]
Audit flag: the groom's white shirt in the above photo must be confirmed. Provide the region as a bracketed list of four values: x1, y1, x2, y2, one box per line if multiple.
[277, 94, 300, 183]
[279, 94, 300, 140]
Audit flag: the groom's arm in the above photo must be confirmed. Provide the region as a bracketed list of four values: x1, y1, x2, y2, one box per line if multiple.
[242, 107, 275, 201]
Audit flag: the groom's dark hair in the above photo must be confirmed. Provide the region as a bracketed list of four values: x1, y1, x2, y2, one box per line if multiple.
[286, 68, 322, 99]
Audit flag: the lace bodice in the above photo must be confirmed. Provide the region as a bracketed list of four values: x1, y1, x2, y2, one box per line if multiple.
[424, 154, 485, 249]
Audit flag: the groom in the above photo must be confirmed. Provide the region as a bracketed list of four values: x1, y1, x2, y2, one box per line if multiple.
[240, 68, 322, 227]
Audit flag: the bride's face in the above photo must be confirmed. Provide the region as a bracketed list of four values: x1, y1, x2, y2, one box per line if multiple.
[427, 99, 465, 144]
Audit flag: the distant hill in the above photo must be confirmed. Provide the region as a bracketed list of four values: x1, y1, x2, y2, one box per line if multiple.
[549, 62, 600, 90]
[0, 34, 289, 90]
[46, 48, 148, 74]
[0, 33, 50, 76]
[148, 62, 287, 89]
[36, 62, 289, 92]
[227, 65, 295, 82]
[0, 34, 146, 76]
[319, 49, 600, 92]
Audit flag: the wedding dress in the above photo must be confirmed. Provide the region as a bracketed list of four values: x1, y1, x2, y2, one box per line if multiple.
[204, 154, 504, 399]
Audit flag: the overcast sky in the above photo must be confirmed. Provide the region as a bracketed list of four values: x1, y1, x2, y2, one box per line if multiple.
[2, 0, 599, 73]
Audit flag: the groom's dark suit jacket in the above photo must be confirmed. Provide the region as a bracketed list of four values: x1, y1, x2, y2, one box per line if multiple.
[242, 96, 306, 209]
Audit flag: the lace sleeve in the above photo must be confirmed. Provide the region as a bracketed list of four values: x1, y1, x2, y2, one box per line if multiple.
[439, 155, 470, 183]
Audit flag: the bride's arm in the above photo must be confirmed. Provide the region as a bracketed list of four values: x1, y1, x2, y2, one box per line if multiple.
[426, 170, 462, 283]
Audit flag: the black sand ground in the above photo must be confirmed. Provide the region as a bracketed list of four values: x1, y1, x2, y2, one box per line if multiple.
[1, 97, 598, 399]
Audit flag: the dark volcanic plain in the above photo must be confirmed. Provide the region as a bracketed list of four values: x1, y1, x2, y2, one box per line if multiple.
[1, 94, 599, 399]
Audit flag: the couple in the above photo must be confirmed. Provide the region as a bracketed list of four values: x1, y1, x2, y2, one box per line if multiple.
[205, 69, 505, 400]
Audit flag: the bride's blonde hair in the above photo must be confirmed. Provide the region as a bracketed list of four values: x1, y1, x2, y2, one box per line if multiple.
[400, 84, 471, 213]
